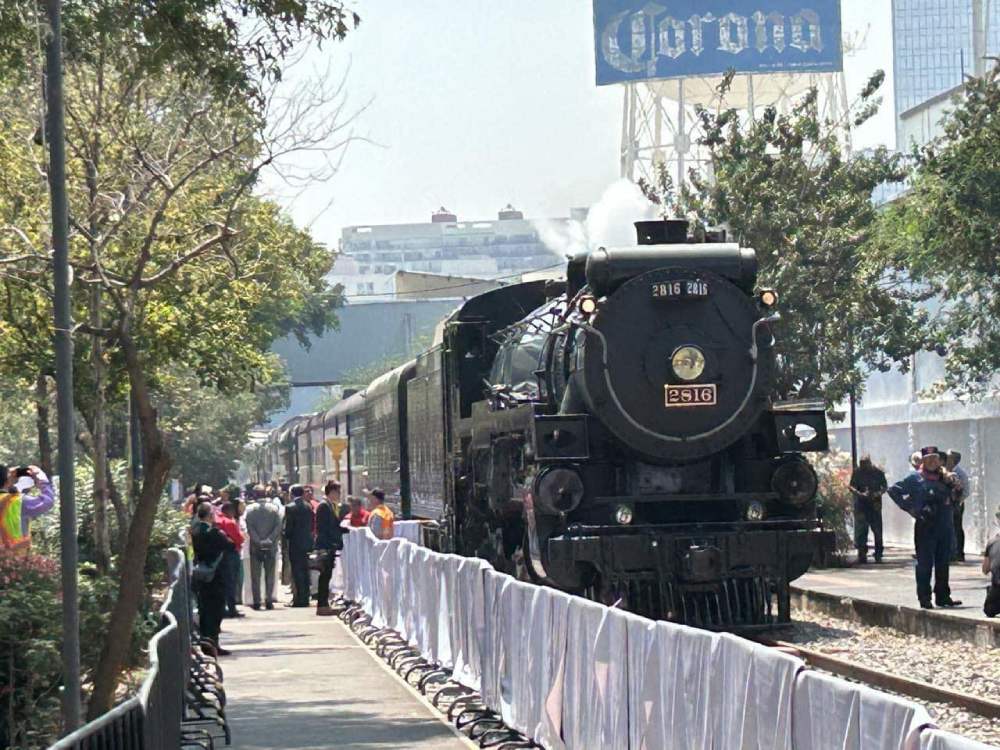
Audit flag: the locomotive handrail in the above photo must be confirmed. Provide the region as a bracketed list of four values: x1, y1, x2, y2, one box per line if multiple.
[577, 311, 777, 445]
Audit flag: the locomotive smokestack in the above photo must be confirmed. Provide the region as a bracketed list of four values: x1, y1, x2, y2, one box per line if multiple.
[635, 219, 688, 245]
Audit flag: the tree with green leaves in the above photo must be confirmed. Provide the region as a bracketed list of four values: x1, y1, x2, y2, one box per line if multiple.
[162, 365, 289, 488]
[870, 62, 1000, 400]
[642, 71, 929, 409]
[0, 4, 355, 714]
[0, 1, 358, 97]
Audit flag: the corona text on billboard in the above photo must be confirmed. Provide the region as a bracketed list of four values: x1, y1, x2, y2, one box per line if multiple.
[594, 0, 843, 85]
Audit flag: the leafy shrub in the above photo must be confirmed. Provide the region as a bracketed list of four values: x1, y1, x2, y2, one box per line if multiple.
[1, 484, 185, 748]
[810, 449, 855, 558]
[0, 550, 63, 749]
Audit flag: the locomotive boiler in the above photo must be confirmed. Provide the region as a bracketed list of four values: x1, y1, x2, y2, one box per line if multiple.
[266, 219, 831, 628]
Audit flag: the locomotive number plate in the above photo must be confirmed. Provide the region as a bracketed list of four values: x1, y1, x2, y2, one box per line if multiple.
[664, 384, 717, 408]
[651, 279, 710, 299]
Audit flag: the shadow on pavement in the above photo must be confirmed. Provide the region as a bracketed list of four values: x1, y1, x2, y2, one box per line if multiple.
[227, 697, 458, 750]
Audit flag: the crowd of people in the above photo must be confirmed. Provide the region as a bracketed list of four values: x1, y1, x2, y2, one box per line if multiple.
[849, 446, 973, 610]
[184, 480, 396, 655]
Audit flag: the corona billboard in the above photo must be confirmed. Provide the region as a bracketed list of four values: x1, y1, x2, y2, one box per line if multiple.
[594, 1, 843, 85]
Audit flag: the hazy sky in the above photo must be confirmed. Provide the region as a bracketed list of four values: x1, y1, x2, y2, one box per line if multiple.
[265, 1, 894, 249]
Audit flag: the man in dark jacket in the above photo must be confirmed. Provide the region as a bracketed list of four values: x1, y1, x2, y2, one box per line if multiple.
[849, 455, 888, 564]
[191, 502, 234, 655]
[315, 480, 345, 615]
[283, 484, 315, 607]
[888, 446, 963, 609]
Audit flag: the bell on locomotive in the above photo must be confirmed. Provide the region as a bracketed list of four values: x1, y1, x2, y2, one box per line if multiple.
[484, 218, 831, 628]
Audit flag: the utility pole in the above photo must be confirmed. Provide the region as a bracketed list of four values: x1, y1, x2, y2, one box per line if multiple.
[849, 386, 858, 471]
[44, 0, 81, 733]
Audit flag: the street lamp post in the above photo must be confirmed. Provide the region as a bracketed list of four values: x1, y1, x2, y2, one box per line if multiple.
[44, 0, 81, 733]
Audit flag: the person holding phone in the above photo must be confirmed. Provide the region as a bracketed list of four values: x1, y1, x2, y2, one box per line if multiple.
[0, 464, 54, 551]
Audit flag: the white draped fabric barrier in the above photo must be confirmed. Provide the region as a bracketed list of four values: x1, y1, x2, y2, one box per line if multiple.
[393, 519, 425, 545]
[791, 669, 931, 750]
[920, 729, 998, 750]
[339, 528, 971, 750]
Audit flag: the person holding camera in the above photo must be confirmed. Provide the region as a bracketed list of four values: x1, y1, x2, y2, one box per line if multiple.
[0, 465, 54, 551]
[888, 446, 963, 609]
[849, 455, 887, 564]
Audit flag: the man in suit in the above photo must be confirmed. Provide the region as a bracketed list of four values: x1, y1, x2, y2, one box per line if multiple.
[246, 485, 282, 610]
[315, 480, 345, 615]
[283, 484, 315, 607]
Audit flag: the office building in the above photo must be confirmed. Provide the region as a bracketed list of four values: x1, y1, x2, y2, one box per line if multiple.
[893, 0, 1000, 147]
[338, 206, 576, 280]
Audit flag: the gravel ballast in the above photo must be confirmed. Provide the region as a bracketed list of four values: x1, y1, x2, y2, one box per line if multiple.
[787, 607, 1000, 745]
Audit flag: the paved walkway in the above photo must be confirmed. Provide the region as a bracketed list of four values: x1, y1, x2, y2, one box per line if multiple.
[220, 596, 473, 749]
[795, 545, 991, 621]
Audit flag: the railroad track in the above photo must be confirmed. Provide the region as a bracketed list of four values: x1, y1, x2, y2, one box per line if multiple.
[758, 637, 1000, 720]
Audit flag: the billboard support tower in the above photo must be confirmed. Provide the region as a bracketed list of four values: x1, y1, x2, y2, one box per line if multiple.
[593, 1, 848, 188]
[620, 70, 851, 187]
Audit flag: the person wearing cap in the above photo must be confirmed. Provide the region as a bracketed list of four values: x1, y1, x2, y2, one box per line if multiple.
[367, 488, 394, 540]
[946, 450, 969, 562]
[283, 484, 315, 607]
[0, 465, 54, 551]
[888, 446, 963, 609]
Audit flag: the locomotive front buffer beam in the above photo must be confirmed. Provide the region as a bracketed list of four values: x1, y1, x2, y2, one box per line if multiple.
[546, 524, 831, 627]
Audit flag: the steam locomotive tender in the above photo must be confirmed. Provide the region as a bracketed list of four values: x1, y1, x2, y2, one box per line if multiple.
[267, 219, 830, 628]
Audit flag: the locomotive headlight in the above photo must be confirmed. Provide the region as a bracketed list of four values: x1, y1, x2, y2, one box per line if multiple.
[759, 289, 779, 307]
[579, 295, 598, 315]
[671, 346, 706, 381]
[745, 500, 767, 521]
[614, 504, 634, 525]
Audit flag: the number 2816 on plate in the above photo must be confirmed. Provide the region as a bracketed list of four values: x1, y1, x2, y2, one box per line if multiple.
[664, 384, 717, 407]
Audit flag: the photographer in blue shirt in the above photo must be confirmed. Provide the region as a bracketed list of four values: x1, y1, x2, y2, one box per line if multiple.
[888, 446, 963, 610]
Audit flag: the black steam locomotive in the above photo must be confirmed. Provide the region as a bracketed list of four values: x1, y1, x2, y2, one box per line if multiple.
[264, 219, 830, 628]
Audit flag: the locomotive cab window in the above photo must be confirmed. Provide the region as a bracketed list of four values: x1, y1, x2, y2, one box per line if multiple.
[489, 330, 545, 399]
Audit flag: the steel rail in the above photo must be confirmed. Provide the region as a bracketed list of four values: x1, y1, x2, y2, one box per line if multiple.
[759, 637, 1000, 720]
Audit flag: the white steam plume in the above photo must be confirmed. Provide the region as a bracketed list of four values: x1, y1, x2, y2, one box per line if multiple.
[534, 179, 657, 260]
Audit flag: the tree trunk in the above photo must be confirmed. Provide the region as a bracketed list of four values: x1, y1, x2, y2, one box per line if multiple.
[86, 338, 172, 719]
[34, 373, 53, 475]
[76, 417, 130, 551]
[91, 288, 111, 573]
[84, 118, 113, 572]
[106, 463, 129, 548]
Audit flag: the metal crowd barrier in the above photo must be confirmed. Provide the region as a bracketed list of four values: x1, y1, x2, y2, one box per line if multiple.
[49, 548, 228, 750]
